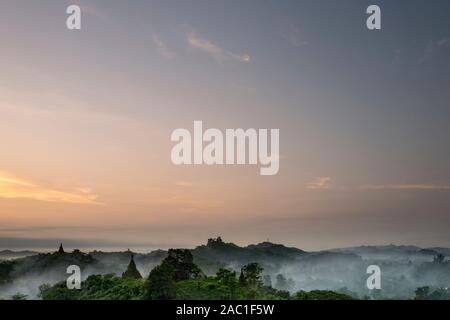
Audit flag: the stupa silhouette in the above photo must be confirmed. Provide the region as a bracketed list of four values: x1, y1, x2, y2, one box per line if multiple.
[122, 254, 142, 279]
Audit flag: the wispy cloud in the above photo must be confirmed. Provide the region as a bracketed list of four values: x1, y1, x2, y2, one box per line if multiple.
[307, 177, 332, 190]
[438, 37, 450, 48]
[279, 22, 308, 48]
[72, 0, 107, 20]
[360, 184, 450, 191]
[419, 37, 450, 64]
[187, 31, 250, 63]
[152, 33, 177, 60]
[146, 195, 221, 214]
[0, 171, 101, 205]
[419, 41, 435, 64]
[175, 181, 194, 187]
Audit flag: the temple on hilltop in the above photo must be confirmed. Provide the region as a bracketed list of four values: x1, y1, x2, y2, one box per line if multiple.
[207, 236, 224, 246]
[57, 243, 65, 254]
[122, 254, 142, 280]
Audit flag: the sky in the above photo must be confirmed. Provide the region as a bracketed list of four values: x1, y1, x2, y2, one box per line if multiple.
[0, 0, 450, 251]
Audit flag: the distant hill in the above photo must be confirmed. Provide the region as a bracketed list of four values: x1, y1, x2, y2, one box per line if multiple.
[327, 245, 445, 262]
[0, 250, 38, 260]
[428, 247, 450, 256]
[191, 237, 307, 274]
[246, 241, 306, 257]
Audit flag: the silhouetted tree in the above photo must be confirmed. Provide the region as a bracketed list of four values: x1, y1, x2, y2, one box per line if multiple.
[415, 286, 430, 300]
[146, 249, 203, 299]
[161, 249, 202, 281]
[263, 274, 272, 287]
[433, 253, 445, 264]
[295, 290, 353, 300]
[216, 268, 236, 285]
[240, 263, 263, 288]
[275, 274, 288, 290]
[216, 268, 238, 299]
[239, 270, 246, 286]
[146, 265, 176, 300]
[11, 293, 27, 300]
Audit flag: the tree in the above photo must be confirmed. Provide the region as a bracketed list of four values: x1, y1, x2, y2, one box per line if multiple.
[295, 290, 353, 300]
[240, 263, 263, 289]
[0, 261, 14, 285]
[146, 265, 176, 300]
[207, 237, 224, 247]
[428, 287, 450, 300]
[146, 249, 203, 299]
[39, 275, 146, 300]
[161, 249, 202, 281]
[216, 268, 238, 299]
[286, 278, 296, 291]
[433, 253, 445, 264]
[11, 293, 28, 300]
[216, 268, 236, 286]
[239, 270, 246, 286]
[263, 274, 272, 287]
[275, 274, 287, 290]
[415, 286, 430, 300]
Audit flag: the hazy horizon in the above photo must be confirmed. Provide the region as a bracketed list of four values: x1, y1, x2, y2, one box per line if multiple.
[1, 235, 449, 253]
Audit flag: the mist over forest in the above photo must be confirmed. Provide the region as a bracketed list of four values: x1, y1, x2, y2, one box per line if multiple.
[1, 237, 449, 300]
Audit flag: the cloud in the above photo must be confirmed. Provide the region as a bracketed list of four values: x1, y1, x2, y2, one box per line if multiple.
[419, 41, 435, 64]
[0, 171, 101, 205]
[438, 37, 450, 48]
[279, 22, 308, 48]
[360, 184, 450, 191]
[72, 0, 107, 20]
[175, 181, 194, 187]
[187, 31, 250, 63]
[419, 37, 450, 64]
[145, 194, 222, 214]
[307, 177, 332, 190]
[152, 33, 177, 60]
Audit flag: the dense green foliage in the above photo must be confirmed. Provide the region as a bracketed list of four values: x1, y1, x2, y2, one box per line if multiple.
[10, 293, 28, 300]
[8, 250, 97, 279]
[146, 265, 176, 299]
[39, 265, 296, 300]
[145, 249, 203, 299]
[0, 260, 15, 285]
[161, 249, 203, 281]
[414, 286, 450, 300]
[175, 277, 289, 300]
[294, 290, 354, 300]
[38, 250, 352, 300]
[239, 263, 263, 288]
[39, 274, 146, 300]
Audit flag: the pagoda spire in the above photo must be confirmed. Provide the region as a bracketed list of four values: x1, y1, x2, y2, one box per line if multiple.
[58, 243, 65, 254]
[122, 253, 142, 279]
